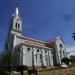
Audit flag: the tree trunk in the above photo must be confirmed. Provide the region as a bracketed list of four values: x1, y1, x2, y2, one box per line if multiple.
[21, 68, 23, 75]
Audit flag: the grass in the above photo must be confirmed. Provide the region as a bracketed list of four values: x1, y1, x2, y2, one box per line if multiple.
[38, 67, 61, 72]
[69, 64, 75, 68]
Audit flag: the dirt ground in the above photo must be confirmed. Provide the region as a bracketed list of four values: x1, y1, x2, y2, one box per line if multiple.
[11, 67, 75, 75]
[38, 67, 75, 75]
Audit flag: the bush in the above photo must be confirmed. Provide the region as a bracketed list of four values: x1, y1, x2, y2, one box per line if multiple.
[16, 65, 28, 72]
[61, 57, 70, 65]
[0, 68, 9, 75]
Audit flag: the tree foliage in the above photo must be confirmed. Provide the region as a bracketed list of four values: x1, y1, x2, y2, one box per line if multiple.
[3, 52, 15, 65]
[61, 57, 70, 65]
[2, 51, 15, 73]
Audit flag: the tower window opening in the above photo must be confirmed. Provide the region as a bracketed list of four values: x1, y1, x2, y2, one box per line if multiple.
[15, 23, 17, 29]
[18, 24, 20, 29]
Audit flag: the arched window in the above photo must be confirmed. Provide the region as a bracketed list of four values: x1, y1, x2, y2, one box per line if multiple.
[18, 23, 20, 29]
[17, 48, 19, 52]
[17, 19, 19, 21]
[45, 55, 47, 61]
[63, 51, 64, 54]
[36, 54, 37, 60]
[59, 50, 61, 54]
[63, 51, 65, 56]
[27, 47, 30, 51]
[59, 50, 62, 59]
[40, 54, 42, 60]
[37, 49, 39, 52]
[51, 51, 53, 54]
[15, 23, 17, 29]
[60, 43, 62, 48]
[45, 51, 47, 53]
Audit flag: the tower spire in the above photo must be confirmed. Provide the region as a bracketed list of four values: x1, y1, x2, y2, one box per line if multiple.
[15, 3, 19, 16]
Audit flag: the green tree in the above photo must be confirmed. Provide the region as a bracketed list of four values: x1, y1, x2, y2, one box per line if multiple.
[2, 51, 15, 75]
[61, 57, 70, 65]
[16, 65, 28, 75]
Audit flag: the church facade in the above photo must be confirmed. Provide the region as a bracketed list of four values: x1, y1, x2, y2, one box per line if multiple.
[5, 6, 67, 68]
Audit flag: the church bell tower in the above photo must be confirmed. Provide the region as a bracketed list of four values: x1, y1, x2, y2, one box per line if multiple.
[5, 6, 22, 51]
[9, 5, 22, 35]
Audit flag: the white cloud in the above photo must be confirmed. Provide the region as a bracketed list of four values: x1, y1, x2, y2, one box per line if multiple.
[66, 45, 75, 55]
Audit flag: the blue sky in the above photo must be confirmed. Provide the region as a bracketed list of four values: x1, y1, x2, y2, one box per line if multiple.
[0, 0, 75, 52]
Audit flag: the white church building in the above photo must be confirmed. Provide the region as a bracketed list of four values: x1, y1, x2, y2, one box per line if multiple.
[4, 6, 67, 68]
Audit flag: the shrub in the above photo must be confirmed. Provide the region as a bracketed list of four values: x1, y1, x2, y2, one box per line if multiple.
[16, 65, 28, 72]
[0, 68, 9, 75]
[61, 57, 70, 65]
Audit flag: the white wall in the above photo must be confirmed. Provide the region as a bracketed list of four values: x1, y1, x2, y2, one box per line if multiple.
[22, 45, 32, 66]
[13, 35, 54, 67]
[55, 36, 66, 64]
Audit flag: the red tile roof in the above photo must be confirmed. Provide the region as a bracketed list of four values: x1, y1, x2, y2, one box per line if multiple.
[17, 35, 49, 49]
